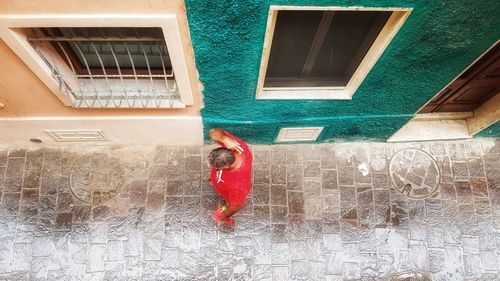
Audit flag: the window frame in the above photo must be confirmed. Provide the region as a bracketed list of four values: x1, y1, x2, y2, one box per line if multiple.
[0, 14, 194, 106]
[256, 6, 412, 100]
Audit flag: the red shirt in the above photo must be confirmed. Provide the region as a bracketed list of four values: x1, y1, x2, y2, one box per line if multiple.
[210, 131, 252, 205]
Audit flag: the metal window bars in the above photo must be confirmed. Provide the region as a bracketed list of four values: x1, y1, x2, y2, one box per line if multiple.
[27, 28, 184, 109]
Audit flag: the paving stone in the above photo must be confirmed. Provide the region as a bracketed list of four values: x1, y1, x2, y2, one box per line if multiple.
[272, 266, 289, 281]
[0, 148, 8, 166]
[455, 182, 472, 198]
[304, 178, 321, 197]
[340, 220, 359, 243]
[452, 161, 470, 181]
[470, 177, 488, 198]
[290, 260, 311, 280]
[287, 164, 303, 191]
[359, 228, 376, 253]
[271, 146, 286, 165]
[410, 244, 429, 270]
[339, 186, 356, 202]
[288, 191, 304, 214]
[0, 142, 499, 280]
[288, 239, 308, 261]
[253, 264, 272, 280]
[428, 249, 445, 274]
[479, 250, 498, 272]
[271, 224, 288, 243]
[304, 160, 321, 178]
[253, 184, 270, 205]
[55, 213, 72, 231]
[468, 158, 485, 177]
[4, 177, 22, 193]
[430, 142, 447, 156]
[340, 201, 357, 220]
[12, 243, 32, 271]
[322, 169, 337, 190]
[6, 158, 25, 179]
[343, 262, 361, 279]
[304, 197, 322, 220]
[464, 254, 482, 276]
[271, 243, 289, 265]
[320, 146, 336, 170]
[0, 193, 20, 216]
[86, 243, 106, 272]
[271, 164, 286, 185]
[286, 146, 303, 164]
[372, 174, 390, 189]
[271, 206, 288, 224]
[323, 192, 340, 213]
[30, 256, 50, 279]
[440, 181, 457, 200]
[337, 165, 355, 186]
[443, 246, 465, 279]
[448, 142, 467, 161]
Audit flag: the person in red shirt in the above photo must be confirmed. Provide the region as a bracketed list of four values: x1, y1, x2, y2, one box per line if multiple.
[208, 128, 252, 224]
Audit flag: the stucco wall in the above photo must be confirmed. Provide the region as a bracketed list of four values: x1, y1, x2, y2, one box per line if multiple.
[0, 0, 202, 117]
[476, 122, 500, 138]
[185, 0, 500, 143]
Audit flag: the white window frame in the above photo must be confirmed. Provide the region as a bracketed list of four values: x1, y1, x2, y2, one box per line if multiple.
[256, 6, 412, 100]
[0, 14, 194, 106]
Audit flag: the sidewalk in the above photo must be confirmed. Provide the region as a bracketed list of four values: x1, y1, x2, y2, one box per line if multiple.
[0, 139, 499, 280]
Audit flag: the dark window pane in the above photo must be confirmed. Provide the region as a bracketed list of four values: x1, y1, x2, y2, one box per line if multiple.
[264, 10, 391, 88]
[265, 11, 323, 81]
[68, 41, 170, 70]
[40, 27, 171, 75]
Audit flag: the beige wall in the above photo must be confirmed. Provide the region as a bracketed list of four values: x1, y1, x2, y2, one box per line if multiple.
[0, 0, 202, 117]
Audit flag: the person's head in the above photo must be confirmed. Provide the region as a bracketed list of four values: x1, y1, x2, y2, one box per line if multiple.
[208, 147, 235, 169]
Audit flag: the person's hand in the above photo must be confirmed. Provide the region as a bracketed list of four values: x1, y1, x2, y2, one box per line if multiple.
[212, 207, 233, 225]
[212, 209, 223, 221]
[222, 138, 244, 154]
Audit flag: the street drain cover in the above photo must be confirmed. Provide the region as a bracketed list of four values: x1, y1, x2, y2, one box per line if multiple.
[390, 272, 431, 280]
[69, 153, 125, 204]
[388, 148, 441, 199]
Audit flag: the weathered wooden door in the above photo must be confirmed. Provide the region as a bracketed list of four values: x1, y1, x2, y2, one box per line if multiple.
[419, 42, 499, 113]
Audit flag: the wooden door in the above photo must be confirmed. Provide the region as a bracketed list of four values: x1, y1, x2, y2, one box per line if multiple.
[419, 42, 499, 113]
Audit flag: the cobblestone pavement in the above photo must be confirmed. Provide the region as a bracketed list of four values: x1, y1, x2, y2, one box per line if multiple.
[0, 139, 499, 280]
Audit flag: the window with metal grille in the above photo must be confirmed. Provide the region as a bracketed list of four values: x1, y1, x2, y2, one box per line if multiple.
[256, 7, 411, 100]
[27, 27, 181, 108]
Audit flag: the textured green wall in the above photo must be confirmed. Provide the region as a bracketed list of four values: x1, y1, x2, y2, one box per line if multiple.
[185, 0, 500, 143]
[476, 122, 500, 138]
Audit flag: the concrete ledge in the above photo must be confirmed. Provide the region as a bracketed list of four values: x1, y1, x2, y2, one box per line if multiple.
[0, 116, 203, 146]
[387, 119, 471, 142]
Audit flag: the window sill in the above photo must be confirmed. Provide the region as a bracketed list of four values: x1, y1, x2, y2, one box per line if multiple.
[257, 88, 353, 100]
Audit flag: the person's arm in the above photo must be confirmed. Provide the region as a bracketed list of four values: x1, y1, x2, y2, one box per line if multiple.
[209, 128, 244, 154]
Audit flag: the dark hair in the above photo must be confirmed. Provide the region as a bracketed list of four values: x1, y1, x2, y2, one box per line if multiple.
[208, 147, 235, 169]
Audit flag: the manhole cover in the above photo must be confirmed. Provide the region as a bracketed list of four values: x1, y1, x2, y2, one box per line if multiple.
[390, 272, 431, 281]
[69, 153, 125, 204]
[388, 148, 441, 199]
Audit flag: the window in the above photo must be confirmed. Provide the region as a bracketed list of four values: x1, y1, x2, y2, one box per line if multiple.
[256, 6, 411, 100]
[0, 15, 194, 108]
[36, 27, 172, 77]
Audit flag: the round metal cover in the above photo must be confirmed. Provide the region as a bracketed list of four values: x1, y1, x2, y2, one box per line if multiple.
[390, 271, 431, 281]
[69, 153, 125, 204]
[388, 148, 441, 199]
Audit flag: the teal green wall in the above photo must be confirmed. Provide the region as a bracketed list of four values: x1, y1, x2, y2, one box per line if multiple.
[476, 122, 500, 138]
[185, 0, 500, 143]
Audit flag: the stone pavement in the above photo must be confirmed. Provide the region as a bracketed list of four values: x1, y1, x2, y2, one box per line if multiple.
[0, 139, 499, 280]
